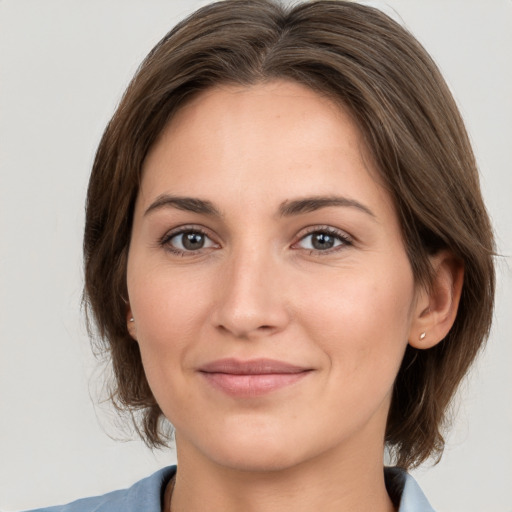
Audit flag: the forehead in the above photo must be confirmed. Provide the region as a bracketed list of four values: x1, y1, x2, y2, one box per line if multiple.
[139, 80, 393, 219]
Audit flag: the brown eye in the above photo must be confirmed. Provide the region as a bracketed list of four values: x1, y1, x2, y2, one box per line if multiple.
[182, 232, 205, 250]
[310, 233, 336, 250]
[296, 229, 351, 252]
[166, 230, 216, 253]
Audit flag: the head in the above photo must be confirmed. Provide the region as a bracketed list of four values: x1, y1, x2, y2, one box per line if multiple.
[83, 0, 495, 470]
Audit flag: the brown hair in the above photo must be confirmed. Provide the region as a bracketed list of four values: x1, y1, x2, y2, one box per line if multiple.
[83, 0, 495, 469]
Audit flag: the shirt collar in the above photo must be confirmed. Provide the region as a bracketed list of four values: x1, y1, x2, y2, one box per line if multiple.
[385, 467, 435, 512]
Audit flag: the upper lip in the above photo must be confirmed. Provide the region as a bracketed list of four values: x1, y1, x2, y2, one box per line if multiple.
[198, 358, 311, 375]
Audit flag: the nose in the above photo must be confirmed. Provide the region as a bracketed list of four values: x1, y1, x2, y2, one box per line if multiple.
[211, 247, 290, 339]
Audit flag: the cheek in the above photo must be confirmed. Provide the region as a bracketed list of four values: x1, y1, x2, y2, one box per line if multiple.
[298, 262, 415, 388]
[127, 264, 213, 376]
[126, 273, 210, 423]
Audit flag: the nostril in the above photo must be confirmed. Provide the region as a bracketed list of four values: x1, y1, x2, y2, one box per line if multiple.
[215, 323, 278, 339]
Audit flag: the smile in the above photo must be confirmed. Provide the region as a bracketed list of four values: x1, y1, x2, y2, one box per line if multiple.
[198, 358, 313, 397]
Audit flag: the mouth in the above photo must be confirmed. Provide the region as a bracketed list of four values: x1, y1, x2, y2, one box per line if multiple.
[198, 358, 313, 397]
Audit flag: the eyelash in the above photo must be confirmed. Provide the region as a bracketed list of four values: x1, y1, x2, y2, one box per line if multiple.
[158, 225, 353, 257]
[159, 226, 217, 256]
[293, 226, 353, 255]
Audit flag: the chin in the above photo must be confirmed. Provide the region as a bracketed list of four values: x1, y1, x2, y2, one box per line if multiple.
[210, 443, 307, 473]
[189, 420, 336, 474]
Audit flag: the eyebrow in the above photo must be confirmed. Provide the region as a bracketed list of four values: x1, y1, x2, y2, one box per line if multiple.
[144, 195, 222, 217]
[144, 194, 375, 219]
[279, 196, 375, 218]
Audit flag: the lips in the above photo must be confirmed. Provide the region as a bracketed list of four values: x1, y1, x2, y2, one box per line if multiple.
[198, 358, 312, 397]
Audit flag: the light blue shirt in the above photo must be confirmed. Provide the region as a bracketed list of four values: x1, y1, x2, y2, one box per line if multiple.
[25, 466, 435, 512]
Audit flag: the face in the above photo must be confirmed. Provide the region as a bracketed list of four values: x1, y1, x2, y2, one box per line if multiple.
[126, 81, 420, 472]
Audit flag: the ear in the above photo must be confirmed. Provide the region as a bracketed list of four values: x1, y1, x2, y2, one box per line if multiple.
[409, 251, 464, 349]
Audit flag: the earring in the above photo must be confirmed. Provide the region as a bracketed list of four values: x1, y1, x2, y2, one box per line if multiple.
[129, 317, 134, 322]
[419, 332, 426, 340]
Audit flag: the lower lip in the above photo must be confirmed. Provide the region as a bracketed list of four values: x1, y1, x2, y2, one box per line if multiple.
[200, 372, 310, 397]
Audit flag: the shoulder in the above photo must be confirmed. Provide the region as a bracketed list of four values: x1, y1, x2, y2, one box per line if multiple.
[23, 466, 176, 512]
[385, 467, 435, 512]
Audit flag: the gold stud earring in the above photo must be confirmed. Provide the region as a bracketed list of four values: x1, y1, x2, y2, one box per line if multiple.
[419, 332, 426, 340]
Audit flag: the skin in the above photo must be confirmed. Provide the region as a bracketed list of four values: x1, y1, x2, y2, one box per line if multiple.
[126, 80, 462, 512]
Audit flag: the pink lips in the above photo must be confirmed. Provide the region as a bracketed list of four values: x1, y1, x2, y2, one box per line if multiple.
[198, 358, 312, 397]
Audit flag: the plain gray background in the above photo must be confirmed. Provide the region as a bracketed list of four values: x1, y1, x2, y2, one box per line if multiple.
[1, 1, 511, 511]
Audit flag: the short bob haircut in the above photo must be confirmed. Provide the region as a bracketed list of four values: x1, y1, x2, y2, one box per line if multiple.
[84, 0, 495, 469]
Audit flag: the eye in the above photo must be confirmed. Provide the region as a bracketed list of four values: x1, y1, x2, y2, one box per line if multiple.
[162, 228, 218, 254]
[295, 228, 351, 253]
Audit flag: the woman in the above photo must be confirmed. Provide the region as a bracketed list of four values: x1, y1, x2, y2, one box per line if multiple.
[25, 0, 495, 511]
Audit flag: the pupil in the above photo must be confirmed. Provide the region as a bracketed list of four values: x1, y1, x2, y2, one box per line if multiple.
[312, 233, 334, 250]
[183, 232, 204, 250]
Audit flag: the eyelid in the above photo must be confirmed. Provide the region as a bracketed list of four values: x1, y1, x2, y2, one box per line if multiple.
[291, 225, 353, 253]
[159, 224, 220, 255]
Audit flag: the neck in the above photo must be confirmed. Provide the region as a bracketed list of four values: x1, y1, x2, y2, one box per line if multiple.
[167, 437, 395, 512]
